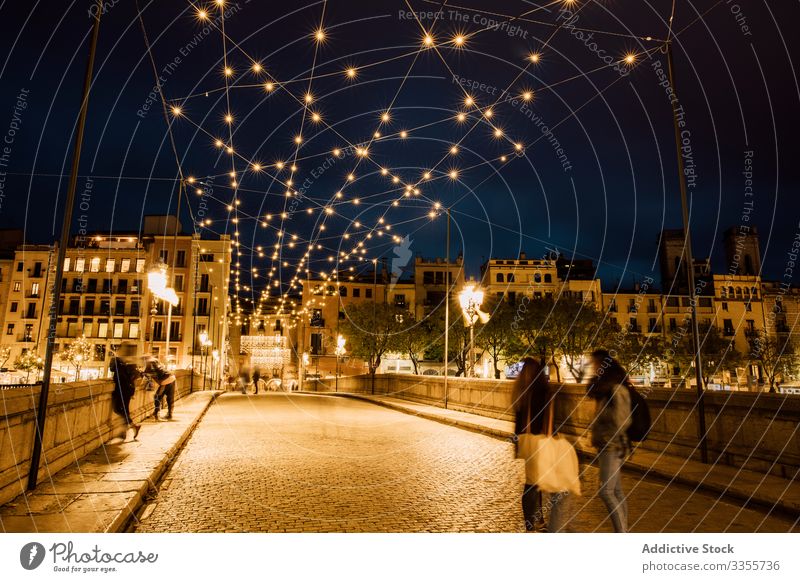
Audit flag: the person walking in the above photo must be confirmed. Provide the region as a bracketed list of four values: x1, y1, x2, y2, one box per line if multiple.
[145, 356, 176, 420]
[587, 349, 632, 533]
[513, 357, 568, 532]
[252, 367, 261, 394]
[110, 342, 142, 440]
[238, 366, 252, 394]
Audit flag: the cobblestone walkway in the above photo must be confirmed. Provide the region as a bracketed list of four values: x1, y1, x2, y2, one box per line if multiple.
[134, 394, 797, 533]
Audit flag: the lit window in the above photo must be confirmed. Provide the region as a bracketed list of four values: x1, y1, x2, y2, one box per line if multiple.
[105, 259, 115, 273]
[90, 257, 101, 272]
[121, 258, 131, 273]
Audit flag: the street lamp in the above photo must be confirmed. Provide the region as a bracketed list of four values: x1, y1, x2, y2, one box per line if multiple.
[335, 335, 346, 392]
[198, 330, 212, 390]
[148, 263, 179, 367]
[211, 349, 220, 389]
[458, 284, 486, 378]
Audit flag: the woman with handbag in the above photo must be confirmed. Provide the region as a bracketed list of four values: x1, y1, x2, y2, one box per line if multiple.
[587, 349, 632, 533]
[513, 358, 573, 532]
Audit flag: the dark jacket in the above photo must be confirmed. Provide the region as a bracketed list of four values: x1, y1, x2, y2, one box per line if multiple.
[588, 376, 631, 451]
[145, 359, 171, 383]
[514, 387, 554, 436]
[111, 357, 139, 417]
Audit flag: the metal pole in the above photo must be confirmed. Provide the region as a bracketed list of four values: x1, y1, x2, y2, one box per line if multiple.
[165, 302, 172, 367]
[371, 261, 377, 394]
[666, 40, 708, 463]
[444, 209, 450, 408]
[469, 317, 475, 378]
[28, 0, 102, 491]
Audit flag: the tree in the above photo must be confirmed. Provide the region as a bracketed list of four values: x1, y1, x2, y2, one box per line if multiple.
[671, 325, 744, 387]
[60, 335, 93, 381]
[601, 319, 666, 378]
[340, 302, 404, 390]
[395, 310, 440, 374]
[748, 330, 797, 392]
[475, 298, 517, 379]
[552, 300, 611, 381]
[0, 346, 11, 369]
[15, 351, 44, 383]
[508, 296, 560, 380]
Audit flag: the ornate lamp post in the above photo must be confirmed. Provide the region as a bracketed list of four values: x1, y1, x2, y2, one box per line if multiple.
[199, 330, 212, 390]
[148, 262, 179, 366]
[335, 334, 346, 392]
[458, 284, 485, 378]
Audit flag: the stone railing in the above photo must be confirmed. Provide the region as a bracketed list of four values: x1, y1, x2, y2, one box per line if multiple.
[0, 371, 197, 506]
[309, 374, 800, 478]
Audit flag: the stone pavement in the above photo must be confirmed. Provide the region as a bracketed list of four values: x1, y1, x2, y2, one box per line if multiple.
[336, 392, 800, 519]
[134, 393, 797, 533]
[0, 391, 218, 533]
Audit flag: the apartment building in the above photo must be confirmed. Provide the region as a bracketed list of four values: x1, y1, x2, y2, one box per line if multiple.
[0, 217, 232, 380]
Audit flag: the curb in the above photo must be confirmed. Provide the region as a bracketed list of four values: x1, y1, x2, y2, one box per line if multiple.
[321, 391, 799, 519]
[316, 391, 515, 441]
[110, 391, 220, 532]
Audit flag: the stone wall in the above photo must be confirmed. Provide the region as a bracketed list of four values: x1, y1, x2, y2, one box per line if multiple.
[0, 371, 196, 506]
[309, 374, 800, 477]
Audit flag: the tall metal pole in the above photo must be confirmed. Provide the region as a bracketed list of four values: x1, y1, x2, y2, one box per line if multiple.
[444, 209, 450, 408]
[666, 40, 708, 463]
[28, 0, 103, 490]
[371, 261, 377, 394]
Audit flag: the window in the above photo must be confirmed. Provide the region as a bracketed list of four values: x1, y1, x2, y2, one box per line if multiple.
[339, 286, 347, 297]
[13, 281, 21, 292]
[130, 300, 140, 316]
[310, 309, 323, 327]
[200, 274, 209, 292]
[97, 321, 108, 338]
[113, 321, 124, 339]
[196, 297, 208, 316]
[23, 324, 33, 341]
[199, 253, 214, 262]
[534, 273, 541, 283]
[159, 250, 168, 263]
[90, 257, 101, 272]
[174, 275, 184, 292]
[117, 279, 127, 294]
[648, 299, 656, 312]
[69, 299, 80, 315]
[699, 297, 712, 307]
[82, 321, 92, 337]
[667, 297, 679, 307]
[176, 250, 186, 267]
[10, 302, 17, 313]
[64, 257, 71, 272]
[507, 273, 515, 283]
[669, 318, 677, 331]
[649, 318, 658, 333]
[75, 258, 85, 272]
[310, 333, 323, 355]
[6, 324, 13, 335]
[723, 319, 734, 336]
[95, 345, 106, 362]
[16, 262, 22, 272]
[115, 299, 126, 315]
[129, 321, 139, 339]
[395, 294, 406, 308]
[102, 279, 111, 293]
[85, 299, 95, 315]
[722, 302, 728, 312]
[365, 288, 372, 299]
[609, 299, 617, 312]
[152, 321, 163, 340]
[434, 272, 444, 285]
[135, 258, 145, 273]
[31, 282, 40, 296]
[544, 274, 552, 283]
[105, 259, 115, 273]
[121, 258, 131, 273]
[169, 321, 180, 339]
[100, 300, 110, 315]
[25, 303, 36, 319]
[423, 271, 434, 285]
[353, 288, 360, 298]
[87, 279, 97, 293]
[629, 318, 639, 332]
[746, 302, 752, 312]
[496, 273, 504, 283]
[746, 319, 755, 333]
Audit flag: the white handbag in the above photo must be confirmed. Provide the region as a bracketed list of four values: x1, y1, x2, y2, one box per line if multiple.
[516, 397, 581, 495]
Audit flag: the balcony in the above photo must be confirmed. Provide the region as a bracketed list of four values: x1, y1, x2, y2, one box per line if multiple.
[647, 326, 662, 334]
[16, 334, 34, 342]
[723, 328, 735, 337]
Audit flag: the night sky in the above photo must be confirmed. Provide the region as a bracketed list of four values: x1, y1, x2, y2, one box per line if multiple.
[0, 0, 798, 310]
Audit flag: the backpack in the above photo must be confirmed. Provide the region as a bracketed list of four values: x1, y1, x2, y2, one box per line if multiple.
[625, 383, 651, 442]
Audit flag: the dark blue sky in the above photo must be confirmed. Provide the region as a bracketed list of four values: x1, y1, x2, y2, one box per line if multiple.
[0, 0, 798, 308]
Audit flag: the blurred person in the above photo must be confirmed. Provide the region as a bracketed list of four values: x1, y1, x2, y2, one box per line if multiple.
[252, 367, 262, 394]
[513, 357, 569, 532]
[145, 356, 176, 420]
[238, 365, 252, 394]
[587, 349, 632, 533]
[110, 342, 142, 440]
